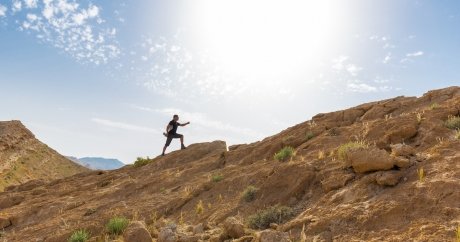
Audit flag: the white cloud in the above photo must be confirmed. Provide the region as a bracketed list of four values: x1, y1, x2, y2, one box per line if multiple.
[0, 4, 7, 17]
[383, 53, 392, 64]
[5, 0, 120, 65]
[91, 118, 159, 134]
[346, 64, 362, 76]
[24, 0, 38, 9]
[12, 0, 22, 13]
[332, 56, 362, 76]
[406, 51, 424, 57]
[347, 83, 377, 93]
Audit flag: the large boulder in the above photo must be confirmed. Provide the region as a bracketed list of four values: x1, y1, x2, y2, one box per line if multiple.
[123, 221, 152, 242]
[223, 217, 245, 239]
[346, 147, 395, 173]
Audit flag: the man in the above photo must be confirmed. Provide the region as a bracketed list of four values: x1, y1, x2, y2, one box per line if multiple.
[162, 114, 190, 156]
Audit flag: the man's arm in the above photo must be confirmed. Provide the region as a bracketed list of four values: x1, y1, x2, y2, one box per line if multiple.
[179, 122, 190, 127]
[166, 124, 172, 133]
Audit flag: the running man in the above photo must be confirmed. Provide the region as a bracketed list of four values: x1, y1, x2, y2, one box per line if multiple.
[162, 114, 190, 156]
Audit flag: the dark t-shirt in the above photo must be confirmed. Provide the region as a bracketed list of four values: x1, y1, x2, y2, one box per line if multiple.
[168, 120, 180, 134]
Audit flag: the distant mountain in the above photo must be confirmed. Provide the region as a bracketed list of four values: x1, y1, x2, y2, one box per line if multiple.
[67, 156, 125, 170]
[0, 120, 88, 191]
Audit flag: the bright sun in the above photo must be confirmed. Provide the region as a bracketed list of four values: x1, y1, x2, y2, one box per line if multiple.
[183, 0, 348, 82]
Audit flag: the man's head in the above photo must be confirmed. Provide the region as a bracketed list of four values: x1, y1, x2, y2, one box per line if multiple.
[173, 114, 179, 121]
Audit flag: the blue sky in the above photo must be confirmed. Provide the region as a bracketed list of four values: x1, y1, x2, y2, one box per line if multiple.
[0, 0, 459, 163]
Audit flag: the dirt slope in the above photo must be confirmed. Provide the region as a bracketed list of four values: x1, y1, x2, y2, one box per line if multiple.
[0, 120, 88, 191]
[0, 87, 459, 242]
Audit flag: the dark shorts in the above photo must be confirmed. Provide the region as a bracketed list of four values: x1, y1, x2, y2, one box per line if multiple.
[165, 133, 183, 146]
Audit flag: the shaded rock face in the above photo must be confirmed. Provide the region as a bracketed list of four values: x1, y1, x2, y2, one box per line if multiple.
[0, 87, 460, 242]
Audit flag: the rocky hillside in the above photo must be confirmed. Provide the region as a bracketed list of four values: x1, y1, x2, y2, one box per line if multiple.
[0, 121, 88, 191]
[1, 87, 460, 242]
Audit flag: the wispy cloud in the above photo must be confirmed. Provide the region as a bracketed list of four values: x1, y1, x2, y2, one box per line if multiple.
[91, 118, 159, 134]
[406, 51, 424, 57]
[401, 51, 424, 63]
[332, 56, 363, 76]
[346, 80, 396, 93]
[347, 82, 377, 93]
[2, 0, 120, 65]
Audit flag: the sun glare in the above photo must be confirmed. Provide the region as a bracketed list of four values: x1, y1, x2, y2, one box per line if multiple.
[183, 0, 347, 82]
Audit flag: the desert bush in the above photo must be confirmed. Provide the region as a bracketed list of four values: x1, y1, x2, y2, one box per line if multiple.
[274, 146, 295, 161]
[337, 141, 369, 161]
[305, 131, 314, 141]
[211, 174, 223, 182]
[242, 185, 259, 202]
[418, 167, 425, 182]
[429, 102, 439, 110]
[134, 156, 152, 167]
[247, 205, 294, 229]
[445, 116, 460, 130]
[68, 230, 90, 242]
[196, 200, 204, 214]
[456, 225, 460, 242]
[106, 217, 129, 235]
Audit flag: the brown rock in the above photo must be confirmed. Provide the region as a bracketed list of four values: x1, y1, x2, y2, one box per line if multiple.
[158, 227, 176, 242]
[375, 171, 402, 186]
[391, 144, 415, 157]
[313, 231, 332, 242]
[256, 230, 290, 242]
[123, 221, 152, 242]
[394, 156, 412, 168]
[346, 147, 395, 173]
[233, 235, 254, 242]
[385, 124, 418, 144]
[321, 170, 355, 192]
[0, 195, 25, 209]
[223, 216, 245, 239]
[0, 217, 11, 229]
[193, 223, 204, 234]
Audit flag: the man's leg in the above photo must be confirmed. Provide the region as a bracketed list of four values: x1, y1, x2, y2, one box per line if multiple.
[179, 134, 186, 149]
[163, 136, 173, 155]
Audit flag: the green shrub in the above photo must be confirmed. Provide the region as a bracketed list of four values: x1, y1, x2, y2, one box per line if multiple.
[211, 174, 223, 182]
[305, 131, 314, 141]
[247, 205, 294, 229]
[274, 146, 295, 161]
[242, 186, 259, 202]
[337, 141, 369, 161]
[445, 116, 460, 130]
[68, 230, 90, 242]
[429, 102, 439, 110]
[134, 156, 152, 167]
[106, 217, 129, 235]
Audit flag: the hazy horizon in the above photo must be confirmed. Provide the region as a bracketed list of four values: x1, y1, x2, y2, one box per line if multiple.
[1, 0, 459, 163]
